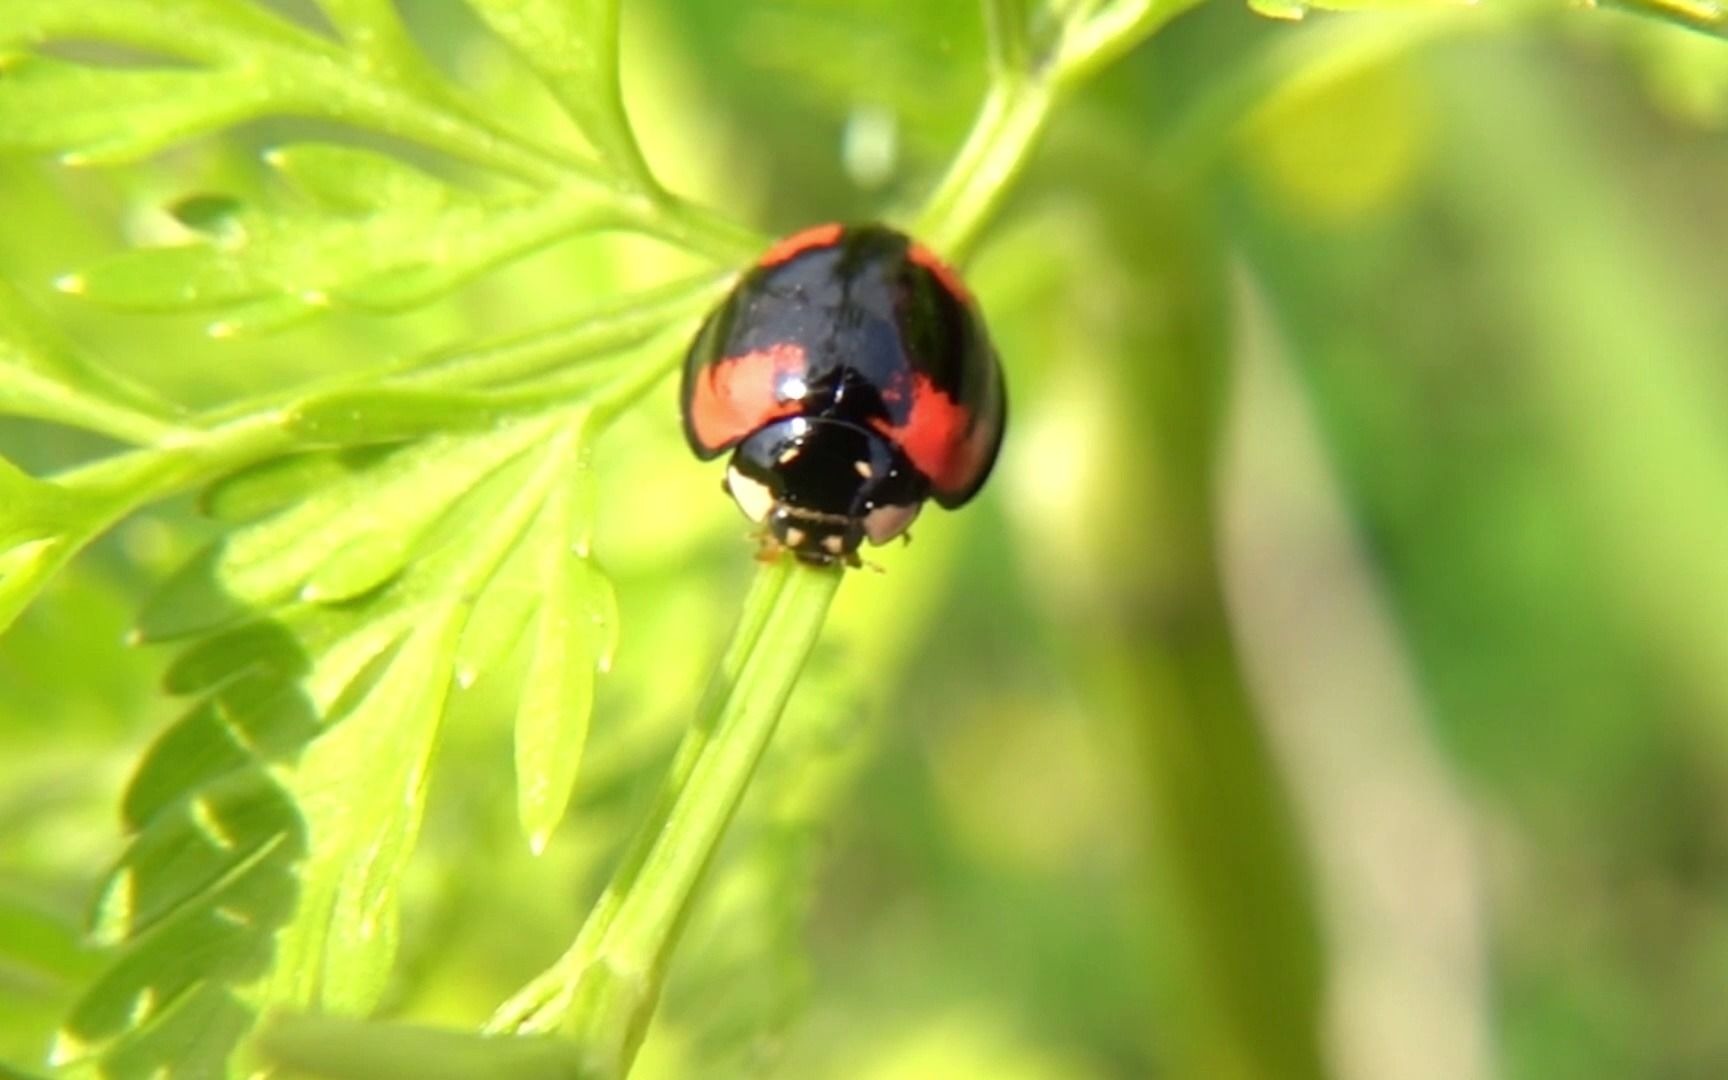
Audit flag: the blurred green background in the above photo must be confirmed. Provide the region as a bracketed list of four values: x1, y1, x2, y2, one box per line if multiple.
[5, 1, 1728, 1077]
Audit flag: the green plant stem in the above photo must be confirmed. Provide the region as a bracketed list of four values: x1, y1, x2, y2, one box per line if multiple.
[489, 560, 841, 1074]
[62, 414, 288, 504]
[1053, 0, 1202, 88]
[1604, 0, 1728, 38]
[914, 0, 1202, 263]
[915, 80, 1056, 263]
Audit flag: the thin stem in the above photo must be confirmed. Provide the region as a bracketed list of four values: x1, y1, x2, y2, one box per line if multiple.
[54, 412, 294, 513]
[4, 377, 184, 448]
[1603, 0, 1728, 38]
[913, 80, 1055, 264]
[490, 561, 842, 1078]
[912, 0, 1193, 264]
[983, 0, 1035, 77]
[1053, 0, 1204, 89]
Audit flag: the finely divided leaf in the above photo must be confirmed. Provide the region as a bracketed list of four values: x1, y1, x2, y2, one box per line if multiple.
[59, 764, 303, 1073]
[395, 274, 727, 392]
[0, 536, 77, 636]
[2, 0, 714, 1069]
[268, 605, 464, 1014]
[0, 283, 178, 443]
[0, 56, 274, 166]
[212, 426, 542, 610]
[0, 460, 113, 635]
[71, 413, 622, 1070]
[265, 144, 458, 215]
[260, 1013, 583, 1080]
[65, 185, 618, 334]
[283, 387, 515, 444]
[199, 447, 398, 526]
[1, 0, 328, 55]
[0, 458, 73, 549]
[466, 0, 644, 182]
[513, 468, 607, 851]
[2, 0, 574, 183]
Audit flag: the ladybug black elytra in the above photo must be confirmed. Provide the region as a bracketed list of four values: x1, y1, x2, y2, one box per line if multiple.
[680, 223, 1007, 566]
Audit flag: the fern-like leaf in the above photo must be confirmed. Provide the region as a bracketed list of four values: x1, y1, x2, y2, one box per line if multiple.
[59, 411, 623, 1073]
[4, 7, 732, 1056]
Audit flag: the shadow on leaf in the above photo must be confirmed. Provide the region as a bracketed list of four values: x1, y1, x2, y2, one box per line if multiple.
[60, 621, 315, 1077]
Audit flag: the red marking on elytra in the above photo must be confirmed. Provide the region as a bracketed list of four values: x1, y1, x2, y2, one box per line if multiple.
[689, 343, 808, 451]
[869, 373, 980, 496]
[908, 242, 972, 306]
[757, 223, 845, 269]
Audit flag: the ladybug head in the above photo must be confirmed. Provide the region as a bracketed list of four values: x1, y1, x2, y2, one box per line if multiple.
[724, 417, 929, 565]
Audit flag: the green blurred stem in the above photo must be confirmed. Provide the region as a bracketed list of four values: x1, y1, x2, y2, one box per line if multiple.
[915, 0, 1203, 262]
[488, 560, 842, 1076]
[1053, 0, 1204, 87]
[1604, 0, 1728, 38]
[916, 80, 1055, 263]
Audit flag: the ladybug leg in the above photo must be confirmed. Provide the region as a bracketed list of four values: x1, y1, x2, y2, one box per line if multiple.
[899, 530, 914, 547]
[752, 530, 786, 563]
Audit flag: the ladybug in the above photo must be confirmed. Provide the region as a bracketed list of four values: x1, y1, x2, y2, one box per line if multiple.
[681, 223, 1006, 567]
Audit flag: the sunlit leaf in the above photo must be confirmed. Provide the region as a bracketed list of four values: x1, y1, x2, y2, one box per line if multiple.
[282, 387, 516, 444]
[0, 537, 72, 636]
[513, 457, 608, 851]
[0, 459, 71, 548]
[313, 0, 441, 75]
[264, 144, 458, 215]
[0, 0, 576, 183]
[0, 283, 179, 442]
[466, 0, 638, 180]
[394, 274, 728, 391]
[211, 426, 542, 610]
[0, 460, 111, 636]
[0, 56, 274, 166]
[453, 552, 542, 692]
[63, 188, 620, 333]
[199, 448, 398, 526]
[260, 1013, 581, 1080]
[68, 401, 628, 1070]
[0, 0, 323, 54]
[266, 604, 465, 1014]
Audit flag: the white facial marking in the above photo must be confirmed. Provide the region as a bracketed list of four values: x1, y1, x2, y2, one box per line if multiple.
[784, 527, 807, 548]
[863, 502, 921, 545]
[780, 375, 808, 399]
[777, 445, 801, 464]
[726, 467, 776, 524]
[854, 459, 873, 479]
[821, 535, 845, 555]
